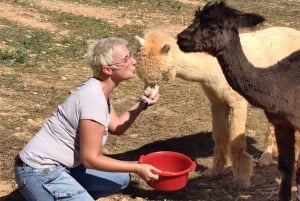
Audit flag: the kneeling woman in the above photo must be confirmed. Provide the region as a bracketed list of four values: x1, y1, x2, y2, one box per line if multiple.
[14, 37, 161, 201]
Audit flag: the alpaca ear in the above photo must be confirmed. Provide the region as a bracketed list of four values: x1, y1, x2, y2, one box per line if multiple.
[134, 35, 145, 46]
[236, 13, 265, 29]
[161, 44, 171, 54]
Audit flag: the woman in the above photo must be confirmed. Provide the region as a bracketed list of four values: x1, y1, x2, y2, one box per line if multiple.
[14, 37, 161, 201]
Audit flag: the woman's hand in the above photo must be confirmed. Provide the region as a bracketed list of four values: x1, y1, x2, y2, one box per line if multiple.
[136, 163, 161, 182]
[141, 94, 160, 107]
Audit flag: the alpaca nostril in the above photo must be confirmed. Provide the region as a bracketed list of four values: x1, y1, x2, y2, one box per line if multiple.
[178, 33, 190, 41]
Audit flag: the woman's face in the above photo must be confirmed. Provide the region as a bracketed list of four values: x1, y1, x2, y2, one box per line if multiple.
[110, 45, 137, 81]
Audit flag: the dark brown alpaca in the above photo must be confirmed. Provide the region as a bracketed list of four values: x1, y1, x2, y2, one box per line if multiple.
[177, 1, 300, 201]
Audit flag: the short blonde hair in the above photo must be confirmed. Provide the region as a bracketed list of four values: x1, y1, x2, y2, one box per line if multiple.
[86, 37, 128, 78]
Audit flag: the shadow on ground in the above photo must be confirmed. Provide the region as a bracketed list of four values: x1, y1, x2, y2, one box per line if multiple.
[1, 132, 265, 201]
[108, 131, 263, 170]
[0, 190, 24, 201]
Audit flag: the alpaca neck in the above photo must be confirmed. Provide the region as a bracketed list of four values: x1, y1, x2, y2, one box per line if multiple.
[216, 33, 275, 109]
[175, 50, 220, 83]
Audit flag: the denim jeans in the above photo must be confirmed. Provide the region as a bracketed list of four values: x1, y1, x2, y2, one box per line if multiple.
[14, 162, 130, 201]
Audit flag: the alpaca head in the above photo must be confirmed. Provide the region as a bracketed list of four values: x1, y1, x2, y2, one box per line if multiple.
[135, 30, 177, 98]
[177, 1, 265, 56]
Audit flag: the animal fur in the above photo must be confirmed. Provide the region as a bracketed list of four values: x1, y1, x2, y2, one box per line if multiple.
[177, 1, 300, 200]
[257, 128, 300, 167]
[135, 27, 300, 188]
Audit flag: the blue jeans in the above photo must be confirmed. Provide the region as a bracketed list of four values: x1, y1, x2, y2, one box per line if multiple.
[14, 162, 130, 201]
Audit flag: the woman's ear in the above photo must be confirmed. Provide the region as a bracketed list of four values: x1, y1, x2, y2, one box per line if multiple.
[102, 66, 113, 76]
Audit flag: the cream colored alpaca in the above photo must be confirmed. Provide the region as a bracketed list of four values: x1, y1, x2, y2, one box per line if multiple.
[257, 128, 300, 167]
[135, 27, 300, 187]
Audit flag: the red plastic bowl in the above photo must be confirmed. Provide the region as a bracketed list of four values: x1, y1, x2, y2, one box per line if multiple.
[138, 151, 196, 191]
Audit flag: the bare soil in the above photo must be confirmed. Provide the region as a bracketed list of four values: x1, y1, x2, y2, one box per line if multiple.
[0, 0, 299, 200]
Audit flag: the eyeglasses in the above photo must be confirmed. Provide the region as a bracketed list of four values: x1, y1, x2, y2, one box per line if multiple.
[108, 52, 133, 67]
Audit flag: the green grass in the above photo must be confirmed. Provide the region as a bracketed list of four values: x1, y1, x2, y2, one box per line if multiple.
[62, 0, 185, 10]
[0, 20, 86, 68]
[0, 48, 28, 64]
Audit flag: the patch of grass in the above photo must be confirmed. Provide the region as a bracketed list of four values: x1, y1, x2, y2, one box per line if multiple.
[59, 35, 87, 57]
[0, 19, 88, 68]
[52, 12, 116, 38]
[0, 23, 51, 66]
[0, 73, 22, 84]
[11, 114, 34, 131]
[63, 0, 184, 10]
[22, 31, 53, 54]
[0, 48, 28, 65]
[226, 0, 300, 28]
[49, 10, 145, 51]
[53, 0, 193, 25]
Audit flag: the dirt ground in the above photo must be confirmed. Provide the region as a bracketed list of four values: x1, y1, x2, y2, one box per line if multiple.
[0, 0, 299, 200]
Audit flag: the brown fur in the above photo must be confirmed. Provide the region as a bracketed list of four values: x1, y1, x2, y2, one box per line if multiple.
[177, 2, 300, 201]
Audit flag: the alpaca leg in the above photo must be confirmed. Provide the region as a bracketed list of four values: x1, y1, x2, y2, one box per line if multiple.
[257, 129, 300, 167]
[295, 131, 300, 201]
[257, 125, 278, 166]
[295, 130, 300, 162]
[296, 167, 300, 201]
[274, 125, 295, 201]
[228, 101, 253, 188]
[203, 102, 229, 176]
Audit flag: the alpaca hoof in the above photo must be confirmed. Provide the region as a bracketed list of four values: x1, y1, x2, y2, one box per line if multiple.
[201, 168, 225, 177]
[201, 168, 216, 177]
[256, 152, 272, 167]
[233, 177, 251, 188]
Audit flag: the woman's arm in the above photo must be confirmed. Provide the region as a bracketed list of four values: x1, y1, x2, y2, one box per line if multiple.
[79, 119, 160, 181]
[108, 94, 159, 135]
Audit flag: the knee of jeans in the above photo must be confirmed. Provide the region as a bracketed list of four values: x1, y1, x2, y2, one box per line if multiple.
[119, 173, 131, 189]
[89, 173, 131, 199]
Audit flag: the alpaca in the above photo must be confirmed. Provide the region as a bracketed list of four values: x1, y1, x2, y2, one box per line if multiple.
[257, 128, 300, 167]
[135, 28, 300, 187]
[177, 1, 300, 201]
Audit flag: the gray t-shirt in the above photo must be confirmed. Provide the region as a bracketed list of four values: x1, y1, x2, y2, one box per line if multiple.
[20, 77, 110, 168]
